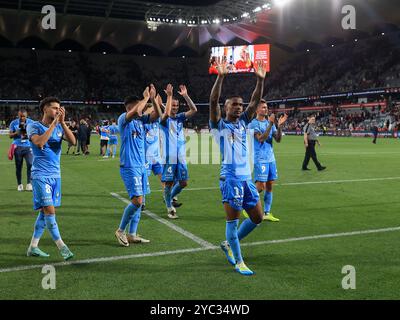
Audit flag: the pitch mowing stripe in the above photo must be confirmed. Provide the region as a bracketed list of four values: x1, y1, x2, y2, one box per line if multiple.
[1, 226, 399, 274]
[110, 192, 215, 249]
[116, 176, 400, 193]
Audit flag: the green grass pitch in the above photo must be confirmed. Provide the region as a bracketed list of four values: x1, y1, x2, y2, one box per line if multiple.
[0, 134, 399, 299]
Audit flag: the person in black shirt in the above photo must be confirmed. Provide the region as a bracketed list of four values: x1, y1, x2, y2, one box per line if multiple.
[302, 115, 326, 171]
[66, 121, 78, 155]
[85, 118, 92, 155]
[371, 124, 379, 144]
[76, 119, 89, 155]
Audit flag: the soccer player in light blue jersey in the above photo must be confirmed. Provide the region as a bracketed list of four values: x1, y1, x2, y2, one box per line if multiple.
[209, 60, 267, 276]
[26, 97, 76, 260]
[146, 95, 182, 209]
[115, 84, 163, 246]
[107, 119, 119, 158]
[160, 84, 197, 219]
[144, 103, 163, 182]
[248, 101, 288, 222]
[100, 121, 110, 157]
[9, 109, 34, 191]
[141, 100, 165, 211]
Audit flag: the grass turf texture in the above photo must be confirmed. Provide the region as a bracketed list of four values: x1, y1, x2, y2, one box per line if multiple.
[0, 134, 399, 299]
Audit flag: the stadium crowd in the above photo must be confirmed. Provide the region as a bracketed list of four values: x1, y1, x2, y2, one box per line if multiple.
[1, 32, 400, 102]
[280, 102, 400, 135]
[1, 31, 400, 133]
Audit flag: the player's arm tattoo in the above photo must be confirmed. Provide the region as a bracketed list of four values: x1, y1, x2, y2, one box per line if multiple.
[183, 94, 198, 119]
[273, 126, 283, 143]
[30, 121, 58, 149]
[210, 75, 224, 124]
[256, 122, 274, 143]
[245, 76, 265, 120]
[161, 94, 172, 124]
[150, 96, 163, 122]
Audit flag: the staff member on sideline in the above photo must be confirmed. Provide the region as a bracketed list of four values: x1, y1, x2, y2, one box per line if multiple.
[9, 109, 34, 191]
[371, 123, 379, 144]
[302, 115, 326, 171]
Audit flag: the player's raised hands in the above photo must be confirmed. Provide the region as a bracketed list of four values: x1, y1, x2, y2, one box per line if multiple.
[58, 107, 66, 124]
[216, 61, 229, 77]
[278, 114, 288, 127]
[52, 107, 62, 125]
[156, 94, 163, 108]
[143, 86, 150, 99]
[164, 84, 173, 97]
[255, 60, 267, 79]
[149, 84, 157, 99]
[178, 85, 188, 97]
[268, 113, 276, 124]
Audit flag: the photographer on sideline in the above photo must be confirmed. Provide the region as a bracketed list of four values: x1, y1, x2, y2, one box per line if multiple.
[9, 109, 34, 191]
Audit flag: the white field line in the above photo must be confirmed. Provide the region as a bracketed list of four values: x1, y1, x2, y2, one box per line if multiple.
[0, 247, 210, 273]
[279, 176, 400, 186]
[116, 176, 400, 193]
[240, 226, 400, 247]
[110, 192, 215, 249]
[1, 226, 399, 274]
[278, 152, 400, 156]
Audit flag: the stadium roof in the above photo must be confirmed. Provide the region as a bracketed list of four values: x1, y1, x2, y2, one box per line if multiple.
[0, 0, 269, 22]
[0, 0, 398, 54]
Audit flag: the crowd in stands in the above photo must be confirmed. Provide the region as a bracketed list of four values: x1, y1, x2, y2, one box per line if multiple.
[281, 101, 400, 135]
[266, 34, 400, 99]
[1, 32, 400, 102]
[1, 31, 400, 133]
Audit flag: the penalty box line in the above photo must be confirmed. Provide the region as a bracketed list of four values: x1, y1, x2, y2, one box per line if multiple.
[1, 226, 399, 274]
[110, 192, 215, 249]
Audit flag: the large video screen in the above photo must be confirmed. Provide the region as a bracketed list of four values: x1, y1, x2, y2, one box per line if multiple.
[209, 44, 270, 75]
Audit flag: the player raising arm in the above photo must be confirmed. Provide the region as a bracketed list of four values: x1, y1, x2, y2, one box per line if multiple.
[160, 84, 197, 219]
[209, 60, 267, 276]
[142, 92, 169, 211]
[115, 85, 163, 246]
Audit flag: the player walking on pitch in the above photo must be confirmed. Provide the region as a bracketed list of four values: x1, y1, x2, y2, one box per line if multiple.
[26, 97, 76, 260]
[248, 101, 288, 222]
[107, 119, 119, 158]
[209, 60, 267, 275]
[9, 109, 34, 192]
[115, 85, 163, 246]
[160, 84, 197, 219]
